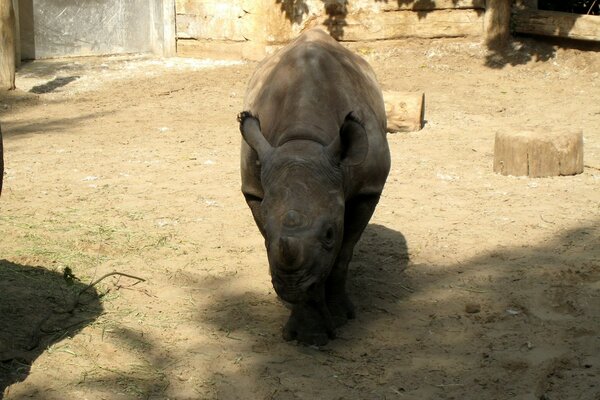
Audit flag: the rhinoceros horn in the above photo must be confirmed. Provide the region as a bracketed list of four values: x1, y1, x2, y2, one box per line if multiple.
[278, 236, 303, 271]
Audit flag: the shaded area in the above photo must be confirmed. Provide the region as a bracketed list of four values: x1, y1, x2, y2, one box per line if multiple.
[275, 0, 470, 40]
[484, 1, 600, 68]
[274, 0, 349, 39]
[0, 260, 103, 398]
[273, 0, 598, 69]
[29, 76, 79, 94]
[539, 0, 600, 15]
[204, 223, 410, 344]
[195, 222, 599, 399]
[0, 111, 112, 139]
[5, 226, 596, 398]
[485, 34, 600, 68]
[486, 36, 563, 68]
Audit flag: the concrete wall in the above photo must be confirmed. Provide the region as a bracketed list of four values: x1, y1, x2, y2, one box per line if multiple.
[18, 0, 175, 59]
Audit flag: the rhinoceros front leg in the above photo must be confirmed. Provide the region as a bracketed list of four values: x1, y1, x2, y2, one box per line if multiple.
[282, 284, 336, 346]
[326, 193, 381, 327]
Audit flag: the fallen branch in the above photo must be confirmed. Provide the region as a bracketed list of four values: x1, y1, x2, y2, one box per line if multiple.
[78, 271, 146, 298]
[584, 164, 600, 171]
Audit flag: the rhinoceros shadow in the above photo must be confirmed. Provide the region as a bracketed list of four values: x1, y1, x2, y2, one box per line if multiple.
[0, 260, 103, 398]
[349, 223, 411, 320]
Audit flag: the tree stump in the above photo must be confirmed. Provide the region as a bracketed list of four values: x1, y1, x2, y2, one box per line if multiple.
[493, 130, 584, 177]
[383, 90, 425, 133]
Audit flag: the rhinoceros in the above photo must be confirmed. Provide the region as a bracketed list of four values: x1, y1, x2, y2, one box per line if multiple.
[238, 28, 390, 345]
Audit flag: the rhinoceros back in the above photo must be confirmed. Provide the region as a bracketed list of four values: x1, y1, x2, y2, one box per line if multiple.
[241, 28, 390, 199]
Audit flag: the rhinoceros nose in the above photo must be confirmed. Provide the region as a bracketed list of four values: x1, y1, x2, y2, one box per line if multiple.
[282, 210, 305, 229]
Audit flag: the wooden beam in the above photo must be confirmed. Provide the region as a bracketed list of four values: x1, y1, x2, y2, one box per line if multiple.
[0, 0, 16, 90]
[513, 9, 600, 42]
[378, 0, 485, 12]
[326, 9, 483, 41]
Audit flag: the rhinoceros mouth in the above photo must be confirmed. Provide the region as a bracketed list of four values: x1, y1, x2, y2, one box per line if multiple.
[271, 271, 320, 303]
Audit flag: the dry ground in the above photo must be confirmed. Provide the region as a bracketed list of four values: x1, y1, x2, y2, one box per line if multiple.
[1, 37, 599, 400]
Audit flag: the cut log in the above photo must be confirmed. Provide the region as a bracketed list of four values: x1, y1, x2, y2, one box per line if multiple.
[383, 91, 425, 133]
[512, 9, 600, 42]
[493, 130, 584, 177]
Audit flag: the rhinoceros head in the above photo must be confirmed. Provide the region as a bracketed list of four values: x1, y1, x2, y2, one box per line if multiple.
[239, 112, 368, 303]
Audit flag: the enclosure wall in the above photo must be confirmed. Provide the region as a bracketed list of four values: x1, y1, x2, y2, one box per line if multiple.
[175, 0, 486, 59]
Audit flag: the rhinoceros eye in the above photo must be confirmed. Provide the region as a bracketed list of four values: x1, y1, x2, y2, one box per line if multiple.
[322, 226, 335, 250]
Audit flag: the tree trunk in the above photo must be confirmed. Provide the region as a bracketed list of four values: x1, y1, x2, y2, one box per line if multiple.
[0, 0, 16, 90]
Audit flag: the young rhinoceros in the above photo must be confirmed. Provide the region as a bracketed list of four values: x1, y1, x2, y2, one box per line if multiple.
[239, 28, 390, 345]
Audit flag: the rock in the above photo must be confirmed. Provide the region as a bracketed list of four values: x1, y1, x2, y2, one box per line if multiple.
[465, 303, 481, 313]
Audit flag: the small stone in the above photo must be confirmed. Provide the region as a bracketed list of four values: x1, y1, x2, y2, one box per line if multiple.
[465, 303, 481, 314]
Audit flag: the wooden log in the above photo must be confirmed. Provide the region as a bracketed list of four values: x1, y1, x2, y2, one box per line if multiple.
[328, 9, 483, 41]
[493, 130, 584, 177]
[376, 0, 485, 12]
[383, 91, 425, 133]
[513, 9, 600, 42]
[0, 0, 16, 90]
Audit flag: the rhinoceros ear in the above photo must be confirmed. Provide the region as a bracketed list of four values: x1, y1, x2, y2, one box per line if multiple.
[238, 111, 273, 160]
[328, 112, 368, 166]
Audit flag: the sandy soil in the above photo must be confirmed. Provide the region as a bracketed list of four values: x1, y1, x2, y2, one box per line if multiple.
[1, 37, 599, 400]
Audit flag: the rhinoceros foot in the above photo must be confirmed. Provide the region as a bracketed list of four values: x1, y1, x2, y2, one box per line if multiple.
[283, 300, 336, 346]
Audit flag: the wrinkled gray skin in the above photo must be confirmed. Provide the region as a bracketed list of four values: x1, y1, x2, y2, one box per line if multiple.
[239, 28, 390, 345]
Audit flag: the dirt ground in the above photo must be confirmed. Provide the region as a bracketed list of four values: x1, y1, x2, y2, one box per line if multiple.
[1, 36, 599, 400]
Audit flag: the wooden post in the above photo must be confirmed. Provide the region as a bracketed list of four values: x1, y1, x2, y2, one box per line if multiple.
[0, 0, 16, 90]
[484, 0, 512, 46]
[162, 0, 176, 57]
[12, 0, 20, 67]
